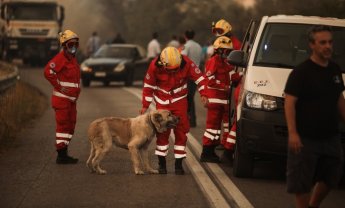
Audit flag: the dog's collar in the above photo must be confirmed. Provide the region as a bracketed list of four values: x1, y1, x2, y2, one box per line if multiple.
[148, 114, 158, 133]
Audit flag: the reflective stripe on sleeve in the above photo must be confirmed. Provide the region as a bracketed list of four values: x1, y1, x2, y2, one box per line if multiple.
[154, 94, 187, 105]
[171, 94, 187, 103]
[53, 91, 77, 101]
[157, 84, 187, 95]
[145, 96, 153, 102]
[59, 81, 79, 88]
[208, 75, 215, 80]
[143, 83, 157, 90]
[208, 98, 228, 104]
[172, 84, 187, 94]
[206, 128, 221, 134]
[195, 76, 204, 84]
[204, 131, 215, 140]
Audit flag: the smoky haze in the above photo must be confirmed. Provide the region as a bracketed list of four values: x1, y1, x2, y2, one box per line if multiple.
[57, 0, 345, 56]
[57, 0, 120, 53]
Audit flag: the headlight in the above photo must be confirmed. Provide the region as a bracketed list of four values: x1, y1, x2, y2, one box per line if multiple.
[245, 91, 277, 111]
[114, 63, 125, 72]
[81, 64, 92, 72]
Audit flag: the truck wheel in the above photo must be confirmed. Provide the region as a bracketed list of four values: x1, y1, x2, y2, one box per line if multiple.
[233, 143, 254, 178]
[82, 79, 90, 87]
[124, 68, 134, 86]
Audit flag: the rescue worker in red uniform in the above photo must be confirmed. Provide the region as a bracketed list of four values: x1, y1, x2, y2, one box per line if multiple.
[44, 30, 81, 164]
[200, 36, 242, 163]
[212, 19, 243, 159]
[141, 46, 208, 174]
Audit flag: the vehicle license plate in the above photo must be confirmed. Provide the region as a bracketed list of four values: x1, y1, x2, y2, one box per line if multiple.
[95, 72, 106, 77]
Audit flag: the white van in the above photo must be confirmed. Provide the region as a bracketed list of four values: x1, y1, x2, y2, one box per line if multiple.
[228, 15, 345, 177]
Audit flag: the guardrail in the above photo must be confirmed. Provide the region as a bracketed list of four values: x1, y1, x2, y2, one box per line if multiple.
[0, 65, 19, 93]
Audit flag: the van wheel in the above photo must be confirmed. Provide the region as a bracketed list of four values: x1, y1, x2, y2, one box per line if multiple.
[233, 139, 254, 177]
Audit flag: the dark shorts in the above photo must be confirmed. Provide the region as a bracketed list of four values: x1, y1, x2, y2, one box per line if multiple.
[286, 135, 344, 193]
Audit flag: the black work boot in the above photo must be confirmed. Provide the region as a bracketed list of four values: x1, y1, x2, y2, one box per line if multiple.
[175, 158, 185, 175]
[158, 156, 167, 174]
[56, 148, 78, 164]
[200, 145, 220, 163]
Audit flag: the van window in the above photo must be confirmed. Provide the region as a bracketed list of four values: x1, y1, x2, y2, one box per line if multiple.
[253, 23, 345, 70]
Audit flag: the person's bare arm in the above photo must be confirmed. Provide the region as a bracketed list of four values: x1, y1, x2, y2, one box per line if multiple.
[284, 93, 303, 153]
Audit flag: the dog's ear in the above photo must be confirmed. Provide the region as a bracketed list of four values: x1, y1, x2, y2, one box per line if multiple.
[153, 113, 163, 123]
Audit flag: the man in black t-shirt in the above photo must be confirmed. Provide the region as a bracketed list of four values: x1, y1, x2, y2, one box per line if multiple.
[284, 25, 345, 208]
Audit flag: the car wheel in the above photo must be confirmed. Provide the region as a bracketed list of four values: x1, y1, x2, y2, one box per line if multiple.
[124, 68, 134, 86]
[82, 78, 91, 87]
[103, 81, 110, 86]
[233, 126, 254, 178]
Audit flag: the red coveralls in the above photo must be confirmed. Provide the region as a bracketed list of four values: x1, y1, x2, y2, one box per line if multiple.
[202, 54, 241, 147]
[223, 84, 241, 150]
[44, 51, 81, 150]
[230, 36, 242, 51]
[142, 55, 207, 158]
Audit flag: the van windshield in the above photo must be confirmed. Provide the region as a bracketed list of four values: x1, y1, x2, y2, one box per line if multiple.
[254, 23, 345, 71]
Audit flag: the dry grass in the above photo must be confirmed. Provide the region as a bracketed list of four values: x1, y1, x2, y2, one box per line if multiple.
[0, 81, 48, 147]
[0, 61, 15, 77]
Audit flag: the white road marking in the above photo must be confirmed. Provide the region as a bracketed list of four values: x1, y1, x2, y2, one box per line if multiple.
[123, 87, 253, 208]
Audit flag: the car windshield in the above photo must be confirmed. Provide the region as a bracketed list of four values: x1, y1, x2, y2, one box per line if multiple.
[254, 23, 345, 71]
[7, 3, 57, 20]
[94, 46, 137, 59]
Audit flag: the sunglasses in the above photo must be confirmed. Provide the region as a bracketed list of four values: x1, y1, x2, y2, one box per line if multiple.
[66, 41, 79, 48]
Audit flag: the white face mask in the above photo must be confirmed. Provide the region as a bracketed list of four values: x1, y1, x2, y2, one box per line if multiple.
[67, 46, 77, 55]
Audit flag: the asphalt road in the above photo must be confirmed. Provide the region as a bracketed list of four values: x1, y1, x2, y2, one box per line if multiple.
[1, 66, 344, 208]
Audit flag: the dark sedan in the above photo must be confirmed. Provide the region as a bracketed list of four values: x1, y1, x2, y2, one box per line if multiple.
[80, 44, 150, 87]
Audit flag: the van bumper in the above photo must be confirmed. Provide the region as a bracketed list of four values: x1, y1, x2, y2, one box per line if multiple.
[238, 107, 345, 156]
[238, 107, 288, 156]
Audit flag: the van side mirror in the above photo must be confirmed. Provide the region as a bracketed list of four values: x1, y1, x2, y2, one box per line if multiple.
[227, 50, 247, 68]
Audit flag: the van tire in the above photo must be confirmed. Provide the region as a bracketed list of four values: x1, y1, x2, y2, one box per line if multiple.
[233, 126, 254, 177]
[233, 144, 254, 177]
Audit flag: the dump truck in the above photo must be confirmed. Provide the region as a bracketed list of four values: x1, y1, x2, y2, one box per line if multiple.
[0, 0, 64, 65]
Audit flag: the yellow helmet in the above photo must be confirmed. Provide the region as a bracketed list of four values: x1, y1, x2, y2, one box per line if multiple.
[212, 19, 232, 36]
[59, 30, 79, 46]
[213, 36, 233, 49]
[159, 46, 182, 70]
